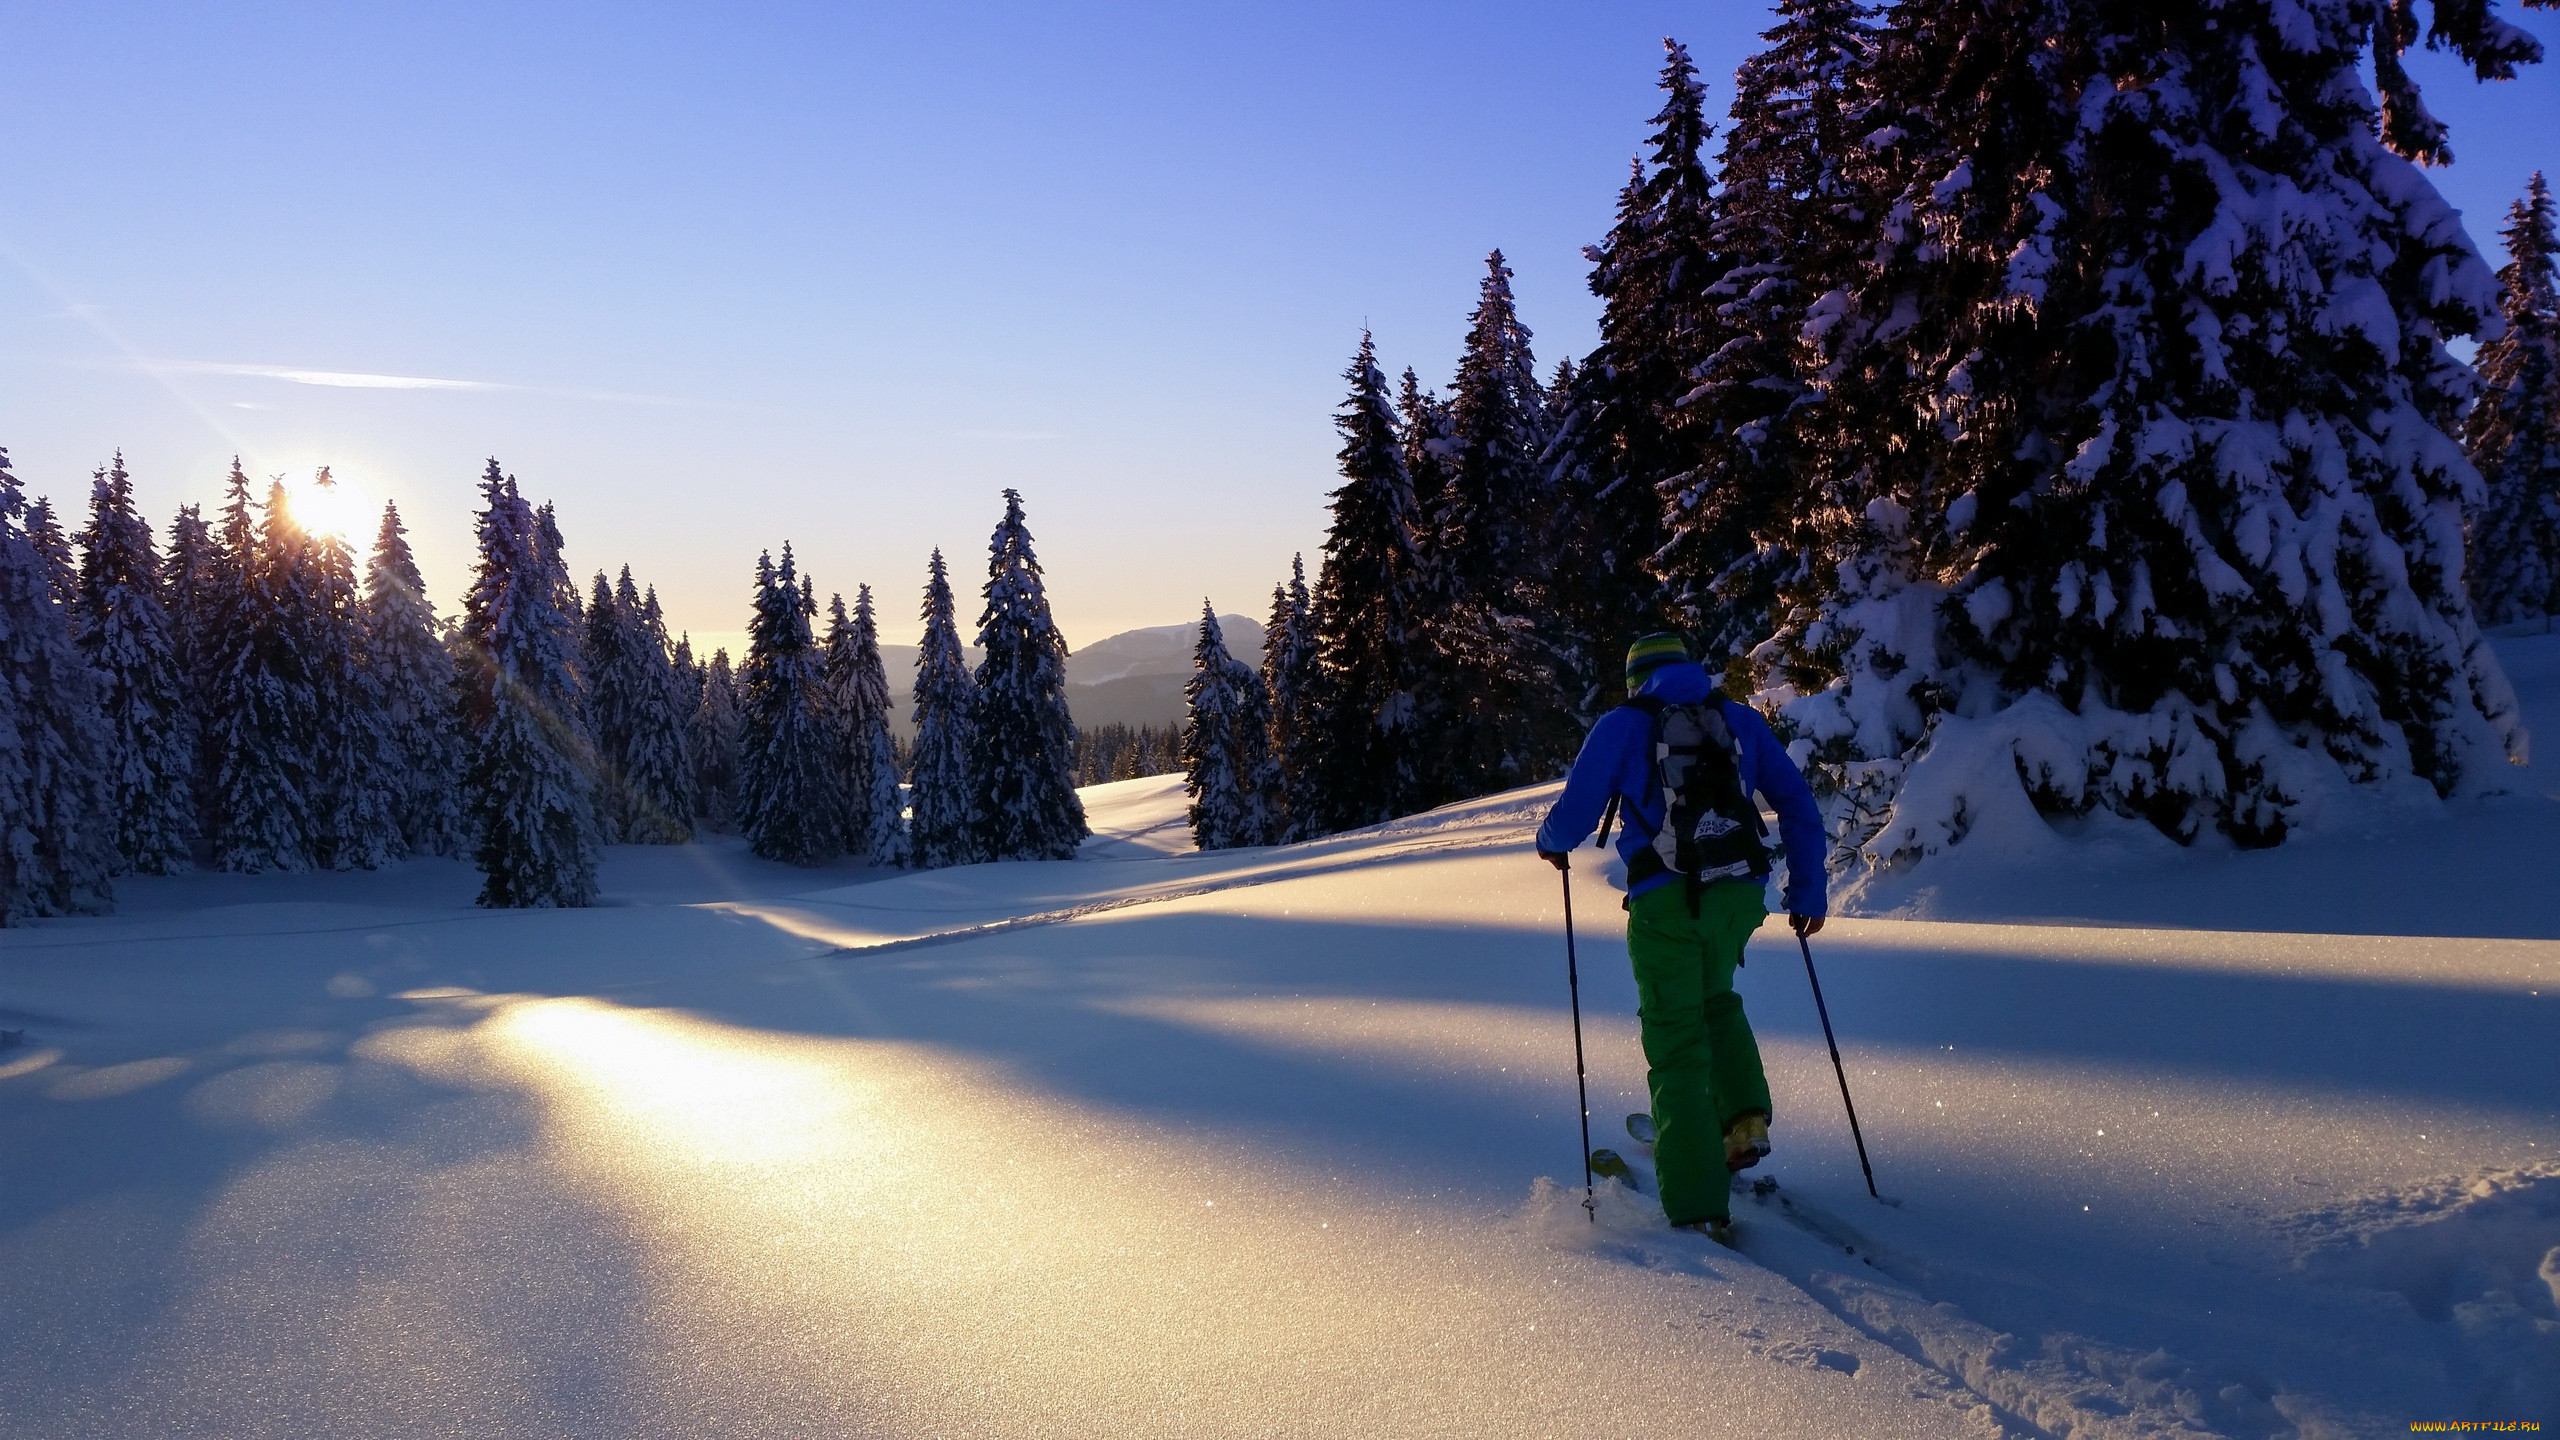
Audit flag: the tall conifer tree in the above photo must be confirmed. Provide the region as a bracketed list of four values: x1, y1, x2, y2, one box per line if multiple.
[163, 501, 222, 845]
[24, 497, 78, 617]
[0, 451, 116, 921]
[1767, 0, 2534, 874]
[1414, 254, 1576, 802]
[820, 590, 903, 861]
[847, 585, 905, 864]
[1260, 556, 1321, 841]
[75, 454, 195, 872]
[1307, 334, 1428, 831]
[301, 471, 401, 870]
[2468, 170, 2560, 626]
[459, 462, 599, 906]
[673, 631, 702, 714]
[1552, 39, 1764, 717]
[1182, 604, 1255, 851]
[693, 648, 742, 830]
[971, 489, 1086, 860]
[907, 549, 981, 869]
[1438, 252, 1549, 591]
[820, 591, 863, 848]
[1685, 9, 1876, 657]
[365, 500, 466, 856]
[622, 582, 696, 843]
[205, 479, 316, 872]
[582, 571, 637, 843]
[736, 545, 840, 865]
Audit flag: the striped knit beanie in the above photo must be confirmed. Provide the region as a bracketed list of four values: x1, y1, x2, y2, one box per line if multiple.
[1624, 632, 1691, 688]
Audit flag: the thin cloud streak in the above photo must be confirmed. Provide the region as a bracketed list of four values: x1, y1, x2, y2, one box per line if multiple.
[160, 361, 498, 391]
[122, 358, 705, 407]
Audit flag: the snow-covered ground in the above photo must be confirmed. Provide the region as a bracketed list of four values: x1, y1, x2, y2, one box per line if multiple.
[4, 648, 2556, 1436]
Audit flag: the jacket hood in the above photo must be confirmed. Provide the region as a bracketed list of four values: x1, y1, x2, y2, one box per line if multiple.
[1635, 660, 1716, 704]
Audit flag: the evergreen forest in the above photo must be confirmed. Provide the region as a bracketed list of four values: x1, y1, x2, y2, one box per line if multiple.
[9, 1, 2560, 905]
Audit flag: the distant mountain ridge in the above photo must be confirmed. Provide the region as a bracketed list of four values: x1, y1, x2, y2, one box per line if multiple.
[880, 615, 1264, 737]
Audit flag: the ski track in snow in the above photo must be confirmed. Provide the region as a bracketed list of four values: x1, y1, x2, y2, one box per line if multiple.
[4, 729, 2558, 1433]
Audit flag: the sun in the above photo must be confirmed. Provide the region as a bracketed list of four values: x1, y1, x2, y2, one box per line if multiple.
[277, 466, 377, 546]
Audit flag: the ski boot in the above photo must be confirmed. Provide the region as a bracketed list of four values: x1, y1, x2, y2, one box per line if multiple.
[1724, 1114, 1771, 1173]
[1683, 1215, 1739, 1248]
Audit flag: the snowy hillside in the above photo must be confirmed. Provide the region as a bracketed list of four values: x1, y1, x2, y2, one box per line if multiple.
[5, 674, 2555, 1434]
[873, 614, 1264, 736]
[1064, 613, 1265, 685]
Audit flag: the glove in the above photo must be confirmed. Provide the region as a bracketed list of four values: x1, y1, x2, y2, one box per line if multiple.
[1537, 848, 1570, 872]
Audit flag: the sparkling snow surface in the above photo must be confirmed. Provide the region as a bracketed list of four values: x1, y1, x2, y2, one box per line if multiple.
[4, 663, 2557, 1434]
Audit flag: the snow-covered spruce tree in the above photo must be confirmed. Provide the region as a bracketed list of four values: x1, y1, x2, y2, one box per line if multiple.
[736, 546, 840, 865]
[673, 631, 702, 715]
[907, 548, 982, 869]
[1412, 253, 1575, 805]
[459, 463, 599, 907]
[822, 588, 904, 862]
[820, 592, 863, 846]
[75, 454, 195, 872]
[847, 585, 906, 864]
[581, 571, 636, 843]
[1437, 251, 1550, 594]
[1396, 366, 1456, 582]
[971, 489, 1086, 861]
[1767, 0, 2535, 878]
[621, 582, 696, 843]
[1676, 7, 1878, 659]
[1306, 334, 1429, 832]
[0, 451, 116, 922]
[1547, 41, 1728, 711]
[24, 497, 79, 621]
[1543, 356, 1580, 437]
[2467, 170, 2560, 627]
[1260, 555, 1322, 840]
[299, 471, 401, 871]
[204, 477, 315, 872]
[692, 648, 741, 830]
[1228, 633, 1282, 847]
[163, 500, 223, 844]
[364, 500, 467, 857]
[1181, 604, 1252, 850]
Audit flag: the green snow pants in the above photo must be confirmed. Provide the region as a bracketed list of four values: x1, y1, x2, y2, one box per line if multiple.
[1627, 880, 1773, 1227]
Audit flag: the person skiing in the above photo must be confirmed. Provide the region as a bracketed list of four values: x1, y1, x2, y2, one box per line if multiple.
[1535, 632, 1827, 1238]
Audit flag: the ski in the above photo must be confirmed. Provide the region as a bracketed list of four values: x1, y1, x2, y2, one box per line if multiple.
[1589, 1147, 1641, 1190]
[1743, 1175, 1894, 1271]
[1628, 1111, 1894, 1267]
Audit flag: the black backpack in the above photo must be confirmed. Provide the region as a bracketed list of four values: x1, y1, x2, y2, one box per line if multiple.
[1620, 692, 1771, 901]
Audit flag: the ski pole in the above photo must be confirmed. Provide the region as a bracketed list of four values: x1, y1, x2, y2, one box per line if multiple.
[1795, 923, 1879, 1200]
[1561, 867, 1596, 1223]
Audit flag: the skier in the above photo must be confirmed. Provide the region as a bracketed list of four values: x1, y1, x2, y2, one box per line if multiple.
[1535, 632, 1827, 1238]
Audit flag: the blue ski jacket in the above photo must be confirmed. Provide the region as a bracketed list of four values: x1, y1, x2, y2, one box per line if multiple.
[1535, 661, 1829, 918]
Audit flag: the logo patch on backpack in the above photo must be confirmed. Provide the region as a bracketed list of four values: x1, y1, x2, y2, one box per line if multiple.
[1622, 692, 1771, 891]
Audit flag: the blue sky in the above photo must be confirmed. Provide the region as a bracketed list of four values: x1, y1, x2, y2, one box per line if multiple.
[3, 3, 2555, 655]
